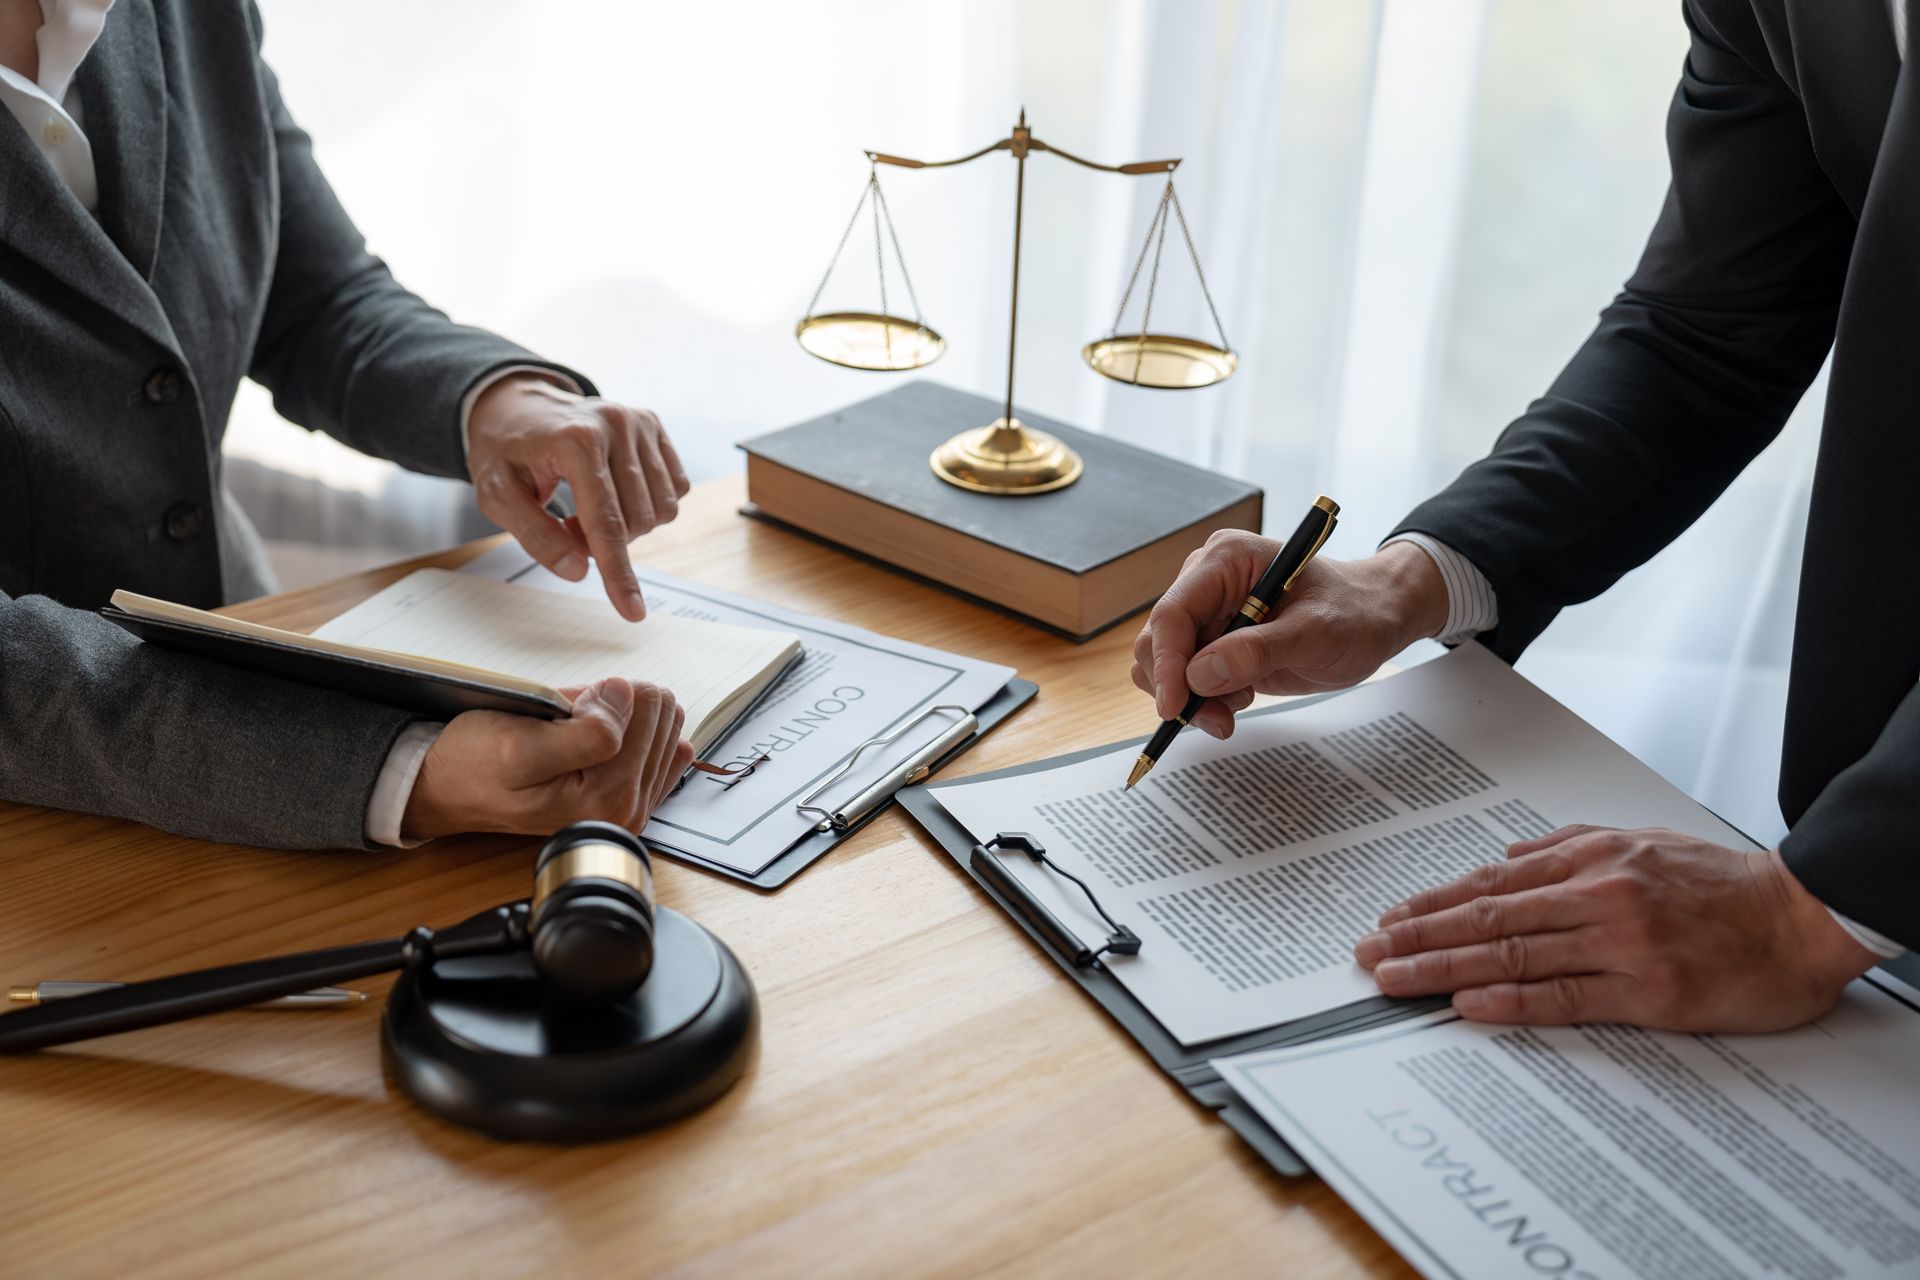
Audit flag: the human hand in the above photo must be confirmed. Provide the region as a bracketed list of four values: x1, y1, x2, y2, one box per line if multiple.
[467, 373, 691, 621]
[1353, 826, 1878, 1032]
[1129, 535, 1449, 738]
[402, 678, 694, 841]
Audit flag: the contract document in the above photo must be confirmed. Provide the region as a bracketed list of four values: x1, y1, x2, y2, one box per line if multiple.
[1214, 974, 1920, 1280]
[462, 542, 1014, 875]
[926, 644, 1754, 1045]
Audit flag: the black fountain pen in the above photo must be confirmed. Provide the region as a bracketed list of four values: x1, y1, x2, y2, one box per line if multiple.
[1125, 495, 1340, 790]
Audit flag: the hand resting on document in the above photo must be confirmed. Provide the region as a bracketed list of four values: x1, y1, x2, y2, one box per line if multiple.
[1353, 825, 1877, 1031]
[1130, 534, 1449, 738]
[402, 678, 694, 841]
[467, 373, 692, 622]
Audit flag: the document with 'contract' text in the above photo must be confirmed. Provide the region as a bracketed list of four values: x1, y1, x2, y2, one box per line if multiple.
[1214, 974, 1920, 1280]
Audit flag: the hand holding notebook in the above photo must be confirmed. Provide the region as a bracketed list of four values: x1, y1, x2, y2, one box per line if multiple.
[104, 569, 804, 841]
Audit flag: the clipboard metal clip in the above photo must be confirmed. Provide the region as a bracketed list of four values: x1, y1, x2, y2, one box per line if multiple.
[972, 832, 1142, 969]
[795, 704, 977, 833]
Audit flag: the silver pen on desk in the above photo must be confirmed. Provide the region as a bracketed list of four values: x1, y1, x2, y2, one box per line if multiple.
[7, 981, 368, 1010]
[827, 711, 980, 831]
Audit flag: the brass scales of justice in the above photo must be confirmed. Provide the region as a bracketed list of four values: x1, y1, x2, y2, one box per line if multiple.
[795, 109, 1237, 496]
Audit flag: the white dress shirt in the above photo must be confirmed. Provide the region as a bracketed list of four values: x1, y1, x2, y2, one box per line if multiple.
[0, 0, 573, 846]
[0, 0, 110, 210]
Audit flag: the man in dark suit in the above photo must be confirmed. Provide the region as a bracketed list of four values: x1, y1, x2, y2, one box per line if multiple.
[0, 1, 693, 847]
[1135, 0, 1914, 1031]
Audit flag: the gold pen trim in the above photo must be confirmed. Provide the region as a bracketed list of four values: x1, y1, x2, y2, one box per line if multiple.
[1281, 503, 1339, 593]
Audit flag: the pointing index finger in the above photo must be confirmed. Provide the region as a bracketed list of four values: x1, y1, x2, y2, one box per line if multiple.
[566, 454, 646, 621]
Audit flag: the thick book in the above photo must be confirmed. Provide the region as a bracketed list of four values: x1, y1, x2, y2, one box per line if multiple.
[103, 569, 802, 754]
[740, 381, 1263, 641]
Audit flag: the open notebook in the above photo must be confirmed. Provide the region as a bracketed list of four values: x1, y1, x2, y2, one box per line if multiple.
[104, 569, 803, 755]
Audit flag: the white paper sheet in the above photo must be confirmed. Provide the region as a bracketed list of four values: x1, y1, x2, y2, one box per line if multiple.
[1214, 974, 1920, 1280]
[927, 644, 1754, 1045]
[461, 542, 1014, 874]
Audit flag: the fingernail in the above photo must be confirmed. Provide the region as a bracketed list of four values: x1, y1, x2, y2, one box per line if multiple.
[597, 679, 633, 715]
[1374, 959, 1411, 989]
[1454, 989, 1490, 1014]
[1379, 904, 1410, 926]
[626, 590, 646, 618]
[1354, 931, 1391, 968]
[556, 553, 586, 579]
[1190, 654, 1229, 694]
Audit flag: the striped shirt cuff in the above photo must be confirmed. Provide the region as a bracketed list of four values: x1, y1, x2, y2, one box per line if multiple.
[1382, 533, 1499, 645]
[1828, 908, 1906, 959]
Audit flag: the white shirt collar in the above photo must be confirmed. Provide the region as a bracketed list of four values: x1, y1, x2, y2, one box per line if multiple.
[33, 0, 115, 106]
[0, 0, 114, 110]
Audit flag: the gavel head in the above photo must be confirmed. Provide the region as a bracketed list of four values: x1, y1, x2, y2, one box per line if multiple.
[529, 822, 656, 1006]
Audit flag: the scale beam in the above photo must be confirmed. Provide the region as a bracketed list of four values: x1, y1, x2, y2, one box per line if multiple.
[866, 135, 1178, 177]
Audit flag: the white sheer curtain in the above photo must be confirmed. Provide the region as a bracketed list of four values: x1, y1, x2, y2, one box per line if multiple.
[237, 0, 1817, 842]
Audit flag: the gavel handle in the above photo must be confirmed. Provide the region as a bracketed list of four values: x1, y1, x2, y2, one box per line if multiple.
[0, 904, 528, 1054]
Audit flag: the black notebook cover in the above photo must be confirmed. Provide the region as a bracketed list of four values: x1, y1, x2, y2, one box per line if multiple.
[101, 605, 567, 721]
[739, 380, 1262, 576]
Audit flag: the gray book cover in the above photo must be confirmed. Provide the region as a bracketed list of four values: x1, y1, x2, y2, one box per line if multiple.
[740, 381, 1262, 575]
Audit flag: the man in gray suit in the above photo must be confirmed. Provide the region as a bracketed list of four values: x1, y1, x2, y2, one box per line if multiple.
[0, 0, 694, 848]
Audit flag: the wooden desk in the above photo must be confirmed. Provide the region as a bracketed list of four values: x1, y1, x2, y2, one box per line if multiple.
[0, 474, 1413, 1279]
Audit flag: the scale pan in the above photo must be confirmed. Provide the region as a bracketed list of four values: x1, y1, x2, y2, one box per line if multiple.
[796, 312, 946, 372]
[1082, 334, 1237, 389]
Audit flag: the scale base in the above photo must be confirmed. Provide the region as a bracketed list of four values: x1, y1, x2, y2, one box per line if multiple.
[382, 907, 757, 1142]
[929, 418, 1084, 495]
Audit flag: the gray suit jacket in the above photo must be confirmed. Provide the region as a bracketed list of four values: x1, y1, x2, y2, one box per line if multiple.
[0, 1, 588, 848]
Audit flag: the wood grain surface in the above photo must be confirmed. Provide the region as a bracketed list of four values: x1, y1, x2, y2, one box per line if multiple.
[0, 474, 1416, 1279]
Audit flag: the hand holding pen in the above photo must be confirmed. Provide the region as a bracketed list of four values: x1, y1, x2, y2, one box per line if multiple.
[1127, 498, 1340, 787]
[1129, 499, 1463, 781]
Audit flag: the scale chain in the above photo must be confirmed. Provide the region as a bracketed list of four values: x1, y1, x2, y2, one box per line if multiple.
[1133, 179, 1175, 383]
[870, 179, 925, 328]
[871, 173, 892, 367]
[1108, 182, 1170, 340]
[803, 173, 876, 320]
[1169, 183, 1232, 352]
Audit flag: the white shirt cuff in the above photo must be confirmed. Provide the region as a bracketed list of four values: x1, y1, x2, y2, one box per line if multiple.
[1381, 532, 1499, 644]
[365, 721, 444, 848]
[458, 365, 584, 462]
[1827, 907, 1906, 959]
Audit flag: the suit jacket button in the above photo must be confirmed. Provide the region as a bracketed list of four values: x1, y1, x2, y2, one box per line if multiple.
[164, 502, 204, 541]
[144, 368, 181, 404]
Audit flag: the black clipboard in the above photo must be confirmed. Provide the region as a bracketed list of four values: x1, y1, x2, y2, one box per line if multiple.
[897, 694, 1446, 1178]
[652, 677, 1038, 890]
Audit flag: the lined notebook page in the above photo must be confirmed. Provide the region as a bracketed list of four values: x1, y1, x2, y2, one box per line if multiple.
[312, 569, 798, 746]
